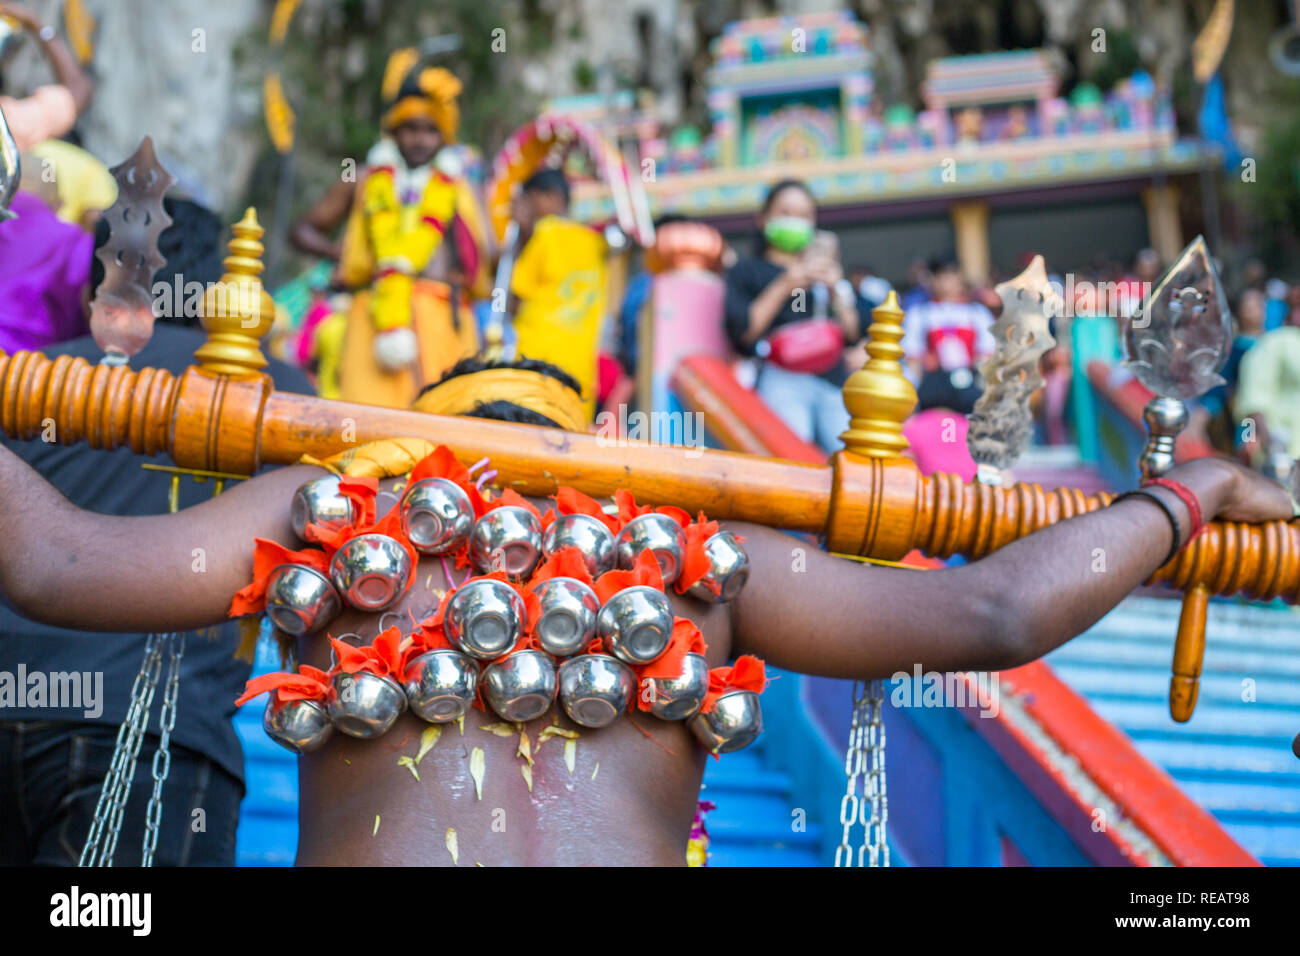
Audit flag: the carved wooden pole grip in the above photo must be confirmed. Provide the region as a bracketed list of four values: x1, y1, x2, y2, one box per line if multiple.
[0, 350, 177, 456]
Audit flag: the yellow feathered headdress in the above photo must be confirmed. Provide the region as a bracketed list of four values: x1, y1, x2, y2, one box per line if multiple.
[380, 48, 462, 142]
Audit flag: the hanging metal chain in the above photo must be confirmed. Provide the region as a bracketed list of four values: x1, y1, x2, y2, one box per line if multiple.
[862, 678, 889, 867]
[79, 633, 164, 867]
[142, 633, 185, 867]
[80, 469, 226, 867]
[833, 678, 889, 867]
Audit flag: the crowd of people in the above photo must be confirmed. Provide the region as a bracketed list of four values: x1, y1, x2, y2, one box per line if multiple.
[0, 3, 1297, 870]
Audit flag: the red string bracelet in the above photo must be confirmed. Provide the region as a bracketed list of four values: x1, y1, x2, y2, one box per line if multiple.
[1142, 476, 1206, 547]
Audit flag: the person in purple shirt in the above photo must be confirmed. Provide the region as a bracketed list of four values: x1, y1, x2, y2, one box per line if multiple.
[0, 190, 93, 352]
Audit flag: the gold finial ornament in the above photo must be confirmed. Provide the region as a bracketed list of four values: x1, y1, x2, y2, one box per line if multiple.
[194, 208, 276, 376]
[839, 290, 916, 458]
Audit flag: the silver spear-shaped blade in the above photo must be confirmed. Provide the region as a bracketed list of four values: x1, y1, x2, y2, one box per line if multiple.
[966, 255, 1060, 480]
[1122, 236, 1233, 479]
[1123, 235, 1232, 401]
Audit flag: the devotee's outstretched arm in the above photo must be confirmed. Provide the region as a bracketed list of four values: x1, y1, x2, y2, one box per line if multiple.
[730, 457, 1294, 679]
[0, 443, 322, 632]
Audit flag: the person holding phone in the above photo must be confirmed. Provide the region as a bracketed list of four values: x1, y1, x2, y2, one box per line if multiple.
[724, 179, 866, 453]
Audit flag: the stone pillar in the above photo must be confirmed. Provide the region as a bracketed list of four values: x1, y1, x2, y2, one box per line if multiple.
[1142, 183, 1183, 265]
[950, 200, 991, 287]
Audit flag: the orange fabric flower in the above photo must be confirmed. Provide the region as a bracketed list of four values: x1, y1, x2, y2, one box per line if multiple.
[545, 487, 619, 534]
[329, 625, 405, 678]
[674, 513, 720, 595]
[613, 489, 691, 531]
[235, 664, 331, 706]
[408, 445, 489, 517]
[303, 476, 379, 552]
[636, 618, 708, 687]
[228, 539, 331, 618]
[484, 487, 543, 521]
[528, 546, 595, 589]
[700, 655, 767, 714]
[593, 549, 664, 603]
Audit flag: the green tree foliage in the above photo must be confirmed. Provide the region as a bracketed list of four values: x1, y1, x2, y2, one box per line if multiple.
[1235, 80, 1300, 272]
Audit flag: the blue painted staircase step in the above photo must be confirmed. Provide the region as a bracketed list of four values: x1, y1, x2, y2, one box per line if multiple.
[700, 742, 824, 867]
[1048, 596, 1300, 867]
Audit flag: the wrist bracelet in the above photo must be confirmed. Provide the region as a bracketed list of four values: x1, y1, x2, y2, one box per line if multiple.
[1142, 476, 1206, 544]
[38, 24, 57, 43]
[1111, 489, 1183, 566]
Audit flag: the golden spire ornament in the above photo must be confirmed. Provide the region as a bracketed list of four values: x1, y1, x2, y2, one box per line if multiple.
[839, 291, 916, 458]
[194, 208, 276, 376]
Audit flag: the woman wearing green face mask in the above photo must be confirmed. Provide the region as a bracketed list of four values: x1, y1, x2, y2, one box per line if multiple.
[723, 179, 866, 453]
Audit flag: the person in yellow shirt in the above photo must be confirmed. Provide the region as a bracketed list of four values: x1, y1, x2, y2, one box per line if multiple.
[509, 169, 606, 420]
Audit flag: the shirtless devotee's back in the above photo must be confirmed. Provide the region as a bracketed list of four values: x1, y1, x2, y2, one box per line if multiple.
[295, 488, 729, 867]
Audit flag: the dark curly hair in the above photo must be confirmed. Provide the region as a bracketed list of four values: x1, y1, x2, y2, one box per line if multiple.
[418, 356, 585, 428]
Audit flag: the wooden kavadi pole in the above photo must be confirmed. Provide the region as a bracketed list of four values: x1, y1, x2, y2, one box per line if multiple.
[0, 210, 1295, 723]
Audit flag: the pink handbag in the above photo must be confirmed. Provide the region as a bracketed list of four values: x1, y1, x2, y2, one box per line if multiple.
[766, 319, 844, 375]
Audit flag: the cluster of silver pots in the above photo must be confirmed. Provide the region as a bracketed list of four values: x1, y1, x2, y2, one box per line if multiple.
[262, 654, 761, 753]
[611, 517, 751, 606]
[263, 477, 759, 752]
[270, 476, 419, 634]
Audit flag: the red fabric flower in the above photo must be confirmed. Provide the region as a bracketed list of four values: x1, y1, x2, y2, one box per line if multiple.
[700, 655, 767, 714]
[674, 513, 720, 595]
[613, 489, 690, 532]
[329, 625, 405, 678]
[544, 487, 619, 534]
[635, 618, 708, 694]
[484, 487, 542, 521]
[234, 664, 331, 706]
[228, 539, 331, 618]
[303, 476, 379, 553]
[593, 549, 664, 603]
[528, 546, 595, 589]
[408, 445, 489, 518]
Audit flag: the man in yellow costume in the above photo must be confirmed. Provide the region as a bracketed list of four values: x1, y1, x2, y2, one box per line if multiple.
[509, 168, 607, 420]
[334, 51, 491, 408]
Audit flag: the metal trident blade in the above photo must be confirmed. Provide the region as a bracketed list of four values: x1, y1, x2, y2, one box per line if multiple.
[89, 137, 176, 364]
[966, 255, 1060, 473]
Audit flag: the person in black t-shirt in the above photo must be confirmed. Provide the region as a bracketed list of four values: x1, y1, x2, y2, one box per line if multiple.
[723, 179, 866, 453]
[0, 199, 313, 866]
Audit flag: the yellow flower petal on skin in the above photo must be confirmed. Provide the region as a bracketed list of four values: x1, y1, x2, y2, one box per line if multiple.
[397, 755, 420, 781]
[521, 763, 533, 792]
[479, 722, 517, 738]
[415, 725, 441, 765]
[564, 738, 576, 776]
[457, 716, 465, 735]
[517, 729, 533, 766]
[475, 862, 484, 867]
[591, 762, 599, 781]
[538, 725, 579, 745]
[445, 827, 459, 865]
[470, 746, 486, 800]
[373, 814, 381, 836]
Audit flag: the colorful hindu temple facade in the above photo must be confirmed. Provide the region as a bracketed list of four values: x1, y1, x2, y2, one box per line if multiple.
[552, 10, 1212, 282]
